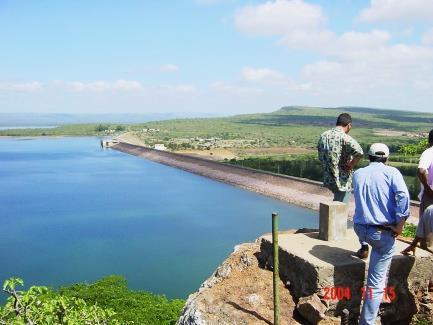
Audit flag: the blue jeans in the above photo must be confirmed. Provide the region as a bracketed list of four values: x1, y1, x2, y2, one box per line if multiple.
[354, 224, 395, 325]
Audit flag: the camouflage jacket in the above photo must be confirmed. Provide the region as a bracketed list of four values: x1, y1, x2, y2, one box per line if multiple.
[317, 127, 364, 192]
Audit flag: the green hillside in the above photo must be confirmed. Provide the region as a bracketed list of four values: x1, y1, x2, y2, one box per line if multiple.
[125, 106, 432, 150]
[247, 106, 433, 131]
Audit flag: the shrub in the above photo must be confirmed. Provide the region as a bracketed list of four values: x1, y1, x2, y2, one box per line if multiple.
[1, 276, 185, 325]
[59, 276, 184, 324]
[0, 277, 119, 324]
[402, 223, 417, 238]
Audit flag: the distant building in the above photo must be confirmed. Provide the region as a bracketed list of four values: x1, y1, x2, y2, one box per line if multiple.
[101, 139, 119, 148]
[154, 144, 167, 151]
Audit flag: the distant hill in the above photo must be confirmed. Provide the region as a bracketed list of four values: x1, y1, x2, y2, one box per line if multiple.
[230, 106, 433, 132]
[0, 112, 219, 127]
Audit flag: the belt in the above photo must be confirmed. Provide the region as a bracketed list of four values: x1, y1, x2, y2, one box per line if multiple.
[371, 224, 393, 232]
[357, 224, 393, 231]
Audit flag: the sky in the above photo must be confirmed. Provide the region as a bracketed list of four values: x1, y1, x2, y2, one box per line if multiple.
[1, 0, 433, 115]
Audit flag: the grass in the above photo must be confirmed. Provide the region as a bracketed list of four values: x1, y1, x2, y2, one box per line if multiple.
[402, 223, 417, 238]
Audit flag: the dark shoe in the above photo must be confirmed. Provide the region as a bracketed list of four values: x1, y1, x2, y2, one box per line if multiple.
[356, 247, 369, 259]
[401, 245, 416, 256]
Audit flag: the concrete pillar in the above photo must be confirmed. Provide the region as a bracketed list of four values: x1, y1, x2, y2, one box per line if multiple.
[319, 202, 348, 241]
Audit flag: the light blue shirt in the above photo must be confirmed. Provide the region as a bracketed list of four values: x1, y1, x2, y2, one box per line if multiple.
[353, 162, 410, 225]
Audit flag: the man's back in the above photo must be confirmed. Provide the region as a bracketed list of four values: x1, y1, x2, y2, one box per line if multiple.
[353, 162, 409, 225]
[317, 127, 363, 192]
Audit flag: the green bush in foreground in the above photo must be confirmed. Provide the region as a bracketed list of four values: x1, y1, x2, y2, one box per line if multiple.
[0, 278, 119, 324]
[59, 276, 184, 324]
[1, 276, 185, 325]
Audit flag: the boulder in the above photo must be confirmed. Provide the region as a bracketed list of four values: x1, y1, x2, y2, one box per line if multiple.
[296, 294, 327, 324]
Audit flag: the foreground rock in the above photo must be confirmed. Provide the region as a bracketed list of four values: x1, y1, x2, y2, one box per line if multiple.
[296, 294, 327, 323]
[177, 243, 300, 325]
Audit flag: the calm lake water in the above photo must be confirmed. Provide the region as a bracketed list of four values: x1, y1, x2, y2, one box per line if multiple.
[0, 137, 317, 299]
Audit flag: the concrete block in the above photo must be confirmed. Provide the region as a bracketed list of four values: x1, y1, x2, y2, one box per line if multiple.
[319, 202, 348, 241]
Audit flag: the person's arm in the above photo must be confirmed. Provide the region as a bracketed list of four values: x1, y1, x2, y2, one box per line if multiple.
[418, 149, 433, 198]
[389, 218, 405, 237]
[345, 137, 364, 171]
[389, 169, 410, 235]
[347, 154, 363, 171]
[418, 168, 433, 198]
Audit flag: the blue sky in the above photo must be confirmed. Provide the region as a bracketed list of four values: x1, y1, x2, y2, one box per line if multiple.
[1, 0, 433, 114]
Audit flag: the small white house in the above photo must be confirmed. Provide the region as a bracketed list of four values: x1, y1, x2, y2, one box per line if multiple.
[154, 144, 167, 151]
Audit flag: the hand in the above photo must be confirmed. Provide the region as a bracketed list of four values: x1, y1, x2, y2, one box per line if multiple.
[389, 219, 406, 237]
[344, 161, 354, 172]
[426, 186, 433, 199]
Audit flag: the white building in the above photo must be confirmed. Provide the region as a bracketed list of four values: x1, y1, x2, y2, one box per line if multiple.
[154, 144, 167, 151]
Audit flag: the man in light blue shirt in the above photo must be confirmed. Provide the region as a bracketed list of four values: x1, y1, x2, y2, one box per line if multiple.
[352, 143, 410, 325]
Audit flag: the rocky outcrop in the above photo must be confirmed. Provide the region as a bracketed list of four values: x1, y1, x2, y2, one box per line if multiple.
[177, 243, 300, 325]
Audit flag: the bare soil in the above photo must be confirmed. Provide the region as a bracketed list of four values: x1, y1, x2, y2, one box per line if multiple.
[373, 129, 426, 138]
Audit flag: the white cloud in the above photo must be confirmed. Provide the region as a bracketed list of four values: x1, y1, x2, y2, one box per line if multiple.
[235, 0, 326, 37]
[271, 24, 392, 59]
[234, 0, 392, 59]
[242, 67, 289, 85]
[150, 84, 198, 94]
[358, 0, 433, 23]
[234, 0, 433, 100]
[160, 64, 179, 72]
[210, 81, 262, 94]
[422, 28, 433, 45]
[53, 80, 142, 92]
[0, 81, 43, 92]
[301, 45, 433, 96]
[112, 80, 143, 91]
[173, 84, 197, 93]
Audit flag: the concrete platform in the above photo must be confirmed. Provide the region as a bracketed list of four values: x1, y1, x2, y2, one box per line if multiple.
[259, 230, 433, 322]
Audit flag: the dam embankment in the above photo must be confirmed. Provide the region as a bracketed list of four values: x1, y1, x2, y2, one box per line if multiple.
[112, 142, 420, 220]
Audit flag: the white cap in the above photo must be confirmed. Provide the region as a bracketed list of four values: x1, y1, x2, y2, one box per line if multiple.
[368, 143, 389, 158]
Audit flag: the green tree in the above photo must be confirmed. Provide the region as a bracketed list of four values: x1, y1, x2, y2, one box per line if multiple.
[59, 276, 184, 325]
[95, 124, 110, 132]
[398, 139, 428, 156]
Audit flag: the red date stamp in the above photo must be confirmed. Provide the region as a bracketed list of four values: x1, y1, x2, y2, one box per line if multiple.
[322, 286, 396, 301]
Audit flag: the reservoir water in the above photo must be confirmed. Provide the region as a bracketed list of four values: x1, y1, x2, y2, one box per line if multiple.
[0, 137, 317, 299]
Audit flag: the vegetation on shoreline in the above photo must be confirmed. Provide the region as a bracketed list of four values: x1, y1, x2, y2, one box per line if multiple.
[226, 151, 421, 200]
[1, 276, 184, 324]
[1, 106, 430, 149]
